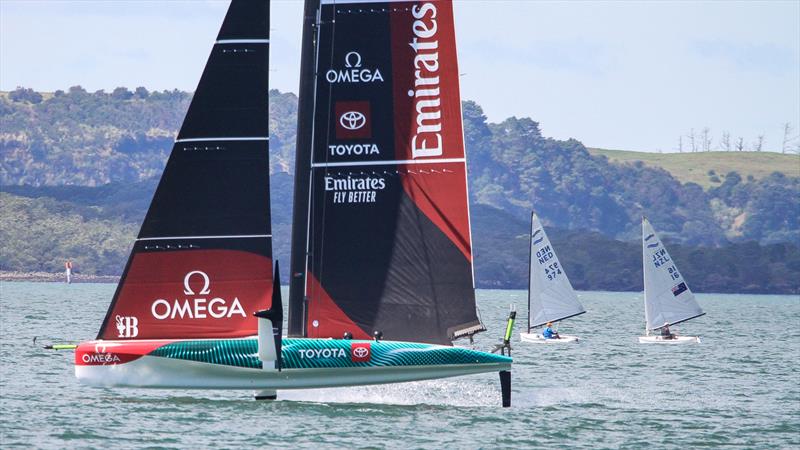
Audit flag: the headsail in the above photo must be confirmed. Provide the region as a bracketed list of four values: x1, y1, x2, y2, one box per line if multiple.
[97, 0, 273, 340]
[642, 218, 704, 330]
[289, 0, 483, 345]
[527, 213, 585, 329]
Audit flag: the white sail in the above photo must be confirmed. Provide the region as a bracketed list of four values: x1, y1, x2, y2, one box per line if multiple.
[527, 213, 586, 329]
[642, 218, 704, 330]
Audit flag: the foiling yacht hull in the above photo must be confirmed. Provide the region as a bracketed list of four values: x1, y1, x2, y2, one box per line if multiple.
[638, 335, 700, 344]
[75, 338, 511, 389]
[519, 333, 579, 343]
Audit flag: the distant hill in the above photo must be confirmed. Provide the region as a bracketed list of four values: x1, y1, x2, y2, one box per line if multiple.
[1, 86, 799, 292]
[588, 148, 800, 189]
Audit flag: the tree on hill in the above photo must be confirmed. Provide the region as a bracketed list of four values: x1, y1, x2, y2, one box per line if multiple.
[134, 87, 149, 99]
[8, 87, 42, 104]
[111, 87, 134, 100]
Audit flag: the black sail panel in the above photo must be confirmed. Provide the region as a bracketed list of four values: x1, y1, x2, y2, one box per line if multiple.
[97, 0, 273, 340]
[302, 0, 482, 345]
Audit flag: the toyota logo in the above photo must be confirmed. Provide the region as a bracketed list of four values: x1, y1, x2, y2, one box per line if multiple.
[353, 347, 369, 358]
[340, 111, 366, 130]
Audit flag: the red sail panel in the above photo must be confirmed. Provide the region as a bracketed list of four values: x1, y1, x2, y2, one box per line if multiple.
[305, 272, 371, 340]
[98, 250, 272, 340]
[397, 163, 472, 261]
[390, 2, 465, 160]
[303, 0, 482, 345]
[390, 1, 472, 261]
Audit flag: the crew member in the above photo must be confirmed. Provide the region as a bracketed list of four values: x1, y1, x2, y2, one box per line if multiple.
[542, 322, 560, 339]
[660, 322, 675, 340]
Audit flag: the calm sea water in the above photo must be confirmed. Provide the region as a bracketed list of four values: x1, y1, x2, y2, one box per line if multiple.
[1, 282, 798, 449]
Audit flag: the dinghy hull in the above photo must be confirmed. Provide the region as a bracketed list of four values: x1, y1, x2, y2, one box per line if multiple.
[519, 333, 579, 343]
[75, 338, 511, 389]
[638, 335, 700, 344]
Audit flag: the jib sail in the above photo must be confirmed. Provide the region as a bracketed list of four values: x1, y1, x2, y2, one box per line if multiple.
[642, 218, 705, 330]
[97, 0, 273, 340]
[290, 0, 484, 345]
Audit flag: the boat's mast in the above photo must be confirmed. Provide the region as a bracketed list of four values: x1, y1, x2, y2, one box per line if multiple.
[527, 212, 534, 333]
[288, 0, 320, 337]
[642, 216, 648, 337]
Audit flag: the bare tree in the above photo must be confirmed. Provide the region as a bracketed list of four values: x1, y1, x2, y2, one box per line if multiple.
[782, 122, 793, 154]
[754, 134, 764, 152]
[736, 137, 744, 152]
[677, 135, 683, 153]
[689, 128, 697, 152]
[701, 127, 711, 151]
[720, 131, 731, 151]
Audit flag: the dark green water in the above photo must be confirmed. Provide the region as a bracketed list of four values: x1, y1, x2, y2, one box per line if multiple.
[1, 282, 798, 448]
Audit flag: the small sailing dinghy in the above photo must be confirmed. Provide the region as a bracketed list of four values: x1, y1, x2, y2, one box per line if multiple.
[520, 213, 585, 343]
[67, 0, 512, 405]
[639, 217, 705, 344]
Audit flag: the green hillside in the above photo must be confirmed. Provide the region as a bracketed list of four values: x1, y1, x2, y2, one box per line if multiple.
[1, 86, 799, 292]
[588, 148, 800, 189]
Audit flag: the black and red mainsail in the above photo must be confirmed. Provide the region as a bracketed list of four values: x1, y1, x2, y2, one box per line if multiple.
[97, 0, 273, 340]
[289, 0, 484, 345]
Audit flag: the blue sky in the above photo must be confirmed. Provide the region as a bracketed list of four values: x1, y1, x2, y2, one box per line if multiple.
[1, 0, 798, 153]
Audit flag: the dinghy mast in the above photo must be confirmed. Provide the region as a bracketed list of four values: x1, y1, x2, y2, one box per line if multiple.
[96, 0, 274, 340]
[642, 217, 705, 331]
[527, 212, 585, 332]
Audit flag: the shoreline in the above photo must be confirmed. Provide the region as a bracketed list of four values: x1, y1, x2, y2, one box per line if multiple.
[0, 271, 795, 295]
[0, 271, 119, 283]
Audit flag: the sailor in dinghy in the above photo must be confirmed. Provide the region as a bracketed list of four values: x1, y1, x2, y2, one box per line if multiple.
[520, 212, 585, 344]
[639, 217, 705, 344]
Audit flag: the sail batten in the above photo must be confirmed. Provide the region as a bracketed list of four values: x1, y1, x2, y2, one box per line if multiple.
[527, 213, 586, 330]
[642, 218, 704, 330]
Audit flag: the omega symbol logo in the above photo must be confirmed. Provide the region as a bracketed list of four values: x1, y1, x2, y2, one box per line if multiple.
[353, 347, 369, 358]
[184, 270, 211, 295]
[340, 111, 366, 130]
[344, 51, 362, 68]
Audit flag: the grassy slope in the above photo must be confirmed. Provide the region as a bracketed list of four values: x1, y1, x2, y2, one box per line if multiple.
[588, 148, 800, 189]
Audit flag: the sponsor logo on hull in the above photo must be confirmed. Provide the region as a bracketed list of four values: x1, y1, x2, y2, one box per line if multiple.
[350, 342, 371, 363]
[81, 353, 122, 365]
[297, 348, 348, 359]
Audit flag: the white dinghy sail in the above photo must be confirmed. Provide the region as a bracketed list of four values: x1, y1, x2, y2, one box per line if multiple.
[520, 212, 585, 343]
[640, 217, 704, 343]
